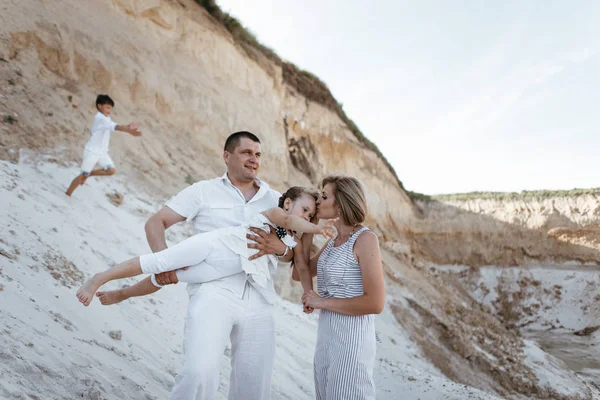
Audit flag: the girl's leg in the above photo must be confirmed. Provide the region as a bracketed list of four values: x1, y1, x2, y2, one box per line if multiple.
[174, 259, 242, 284]
[76, 256, 142, 306]
[139, 231, 215, 274]
[97, 276, 160, 305]
[93, 231, 219, 306]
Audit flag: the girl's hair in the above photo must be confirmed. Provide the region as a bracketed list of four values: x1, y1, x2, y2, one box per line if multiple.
[278, 186, 318, 209]
[321, 175, 368, 225]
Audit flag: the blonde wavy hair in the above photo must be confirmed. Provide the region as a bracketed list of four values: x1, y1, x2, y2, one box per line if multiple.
[322, 174, 368, 226]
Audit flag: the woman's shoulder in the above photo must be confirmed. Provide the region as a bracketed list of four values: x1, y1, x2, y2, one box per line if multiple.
[354, 227, 379, 248]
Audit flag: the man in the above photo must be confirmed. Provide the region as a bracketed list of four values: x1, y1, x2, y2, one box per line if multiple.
[145, 131, 290, 399]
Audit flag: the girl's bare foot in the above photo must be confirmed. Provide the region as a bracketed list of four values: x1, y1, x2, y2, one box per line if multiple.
[76, 275, 102, 306]
[96, 289, 128, 305]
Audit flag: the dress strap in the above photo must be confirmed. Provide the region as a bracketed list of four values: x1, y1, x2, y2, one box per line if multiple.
[348, 226, 370, 246]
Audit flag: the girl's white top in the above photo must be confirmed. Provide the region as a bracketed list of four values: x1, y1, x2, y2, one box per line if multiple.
[219, 213, 297, 289]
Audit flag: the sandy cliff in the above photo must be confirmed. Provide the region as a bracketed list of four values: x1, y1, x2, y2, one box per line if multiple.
[410, 194, 600, 267]
[0, 0, 414, 234]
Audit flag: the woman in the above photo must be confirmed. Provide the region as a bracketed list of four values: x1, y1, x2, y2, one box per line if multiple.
[297, 175, 385, 399]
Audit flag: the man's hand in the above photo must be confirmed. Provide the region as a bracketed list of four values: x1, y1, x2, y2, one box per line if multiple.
[155, 269, 179, 285]
[246, 227, 286, 261]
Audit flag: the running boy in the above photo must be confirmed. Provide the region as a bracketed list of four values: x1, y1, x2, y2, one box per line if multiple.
[66, 94, 141, 196]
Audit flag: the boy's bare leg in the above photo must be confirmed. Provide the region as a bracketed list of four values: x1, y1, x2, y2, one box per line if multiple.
[76, 256, 143, 306]
[74, 168, 113, 190]
[97, 276, 160, 305]
[65, 174, 86, 196]
[89, 167, 116, 177]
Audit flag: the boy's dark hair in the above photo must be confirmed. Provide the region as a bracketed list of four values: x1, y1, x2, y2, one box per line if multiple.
[96, 94, 115, 108]
[224, 131, 261, 153]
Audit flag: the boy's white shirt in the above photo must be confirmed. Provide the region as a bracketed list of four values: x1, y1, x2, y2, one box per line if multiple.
[84, 112, 118, 155]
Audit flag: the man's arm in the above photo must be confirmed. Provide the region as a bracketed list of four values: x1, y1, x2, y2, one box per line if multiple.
[144, 206, 188, 286]
[145, 206, 186, 252]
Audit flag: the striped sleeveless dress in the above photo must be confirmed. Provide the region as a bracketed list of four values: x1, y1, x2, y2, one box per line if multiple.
[313, 227, 376, 400]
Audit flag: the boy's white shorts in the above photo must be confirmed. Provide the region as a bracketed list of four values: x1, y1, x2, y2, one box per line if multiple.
[81, 149, 114, 175]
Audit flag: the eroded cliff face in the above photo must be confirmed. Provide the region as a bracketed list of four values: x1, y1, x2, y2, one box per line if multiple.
[408, 195, 600, 267]
[0, 0, 414, 238]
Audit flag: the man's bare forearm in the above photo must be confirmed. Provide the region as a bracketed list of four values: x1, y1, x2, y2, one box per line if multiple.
[145, 216, 169, 253]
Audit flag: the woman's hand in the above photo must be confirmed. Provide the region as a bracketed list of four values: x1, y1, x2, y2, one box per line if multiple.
[302, 290, 325, 310]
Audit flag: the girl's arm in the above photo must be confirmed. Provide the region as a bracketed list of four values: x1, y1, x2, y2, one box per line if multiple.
[262, 208, 335, 235]
[302, 232, 385, 316]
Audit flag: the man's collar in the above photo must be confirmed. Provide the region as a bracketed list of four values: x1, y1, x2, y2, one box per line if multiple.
[221, 173, 271, 200]
[221, 172, 268, 188]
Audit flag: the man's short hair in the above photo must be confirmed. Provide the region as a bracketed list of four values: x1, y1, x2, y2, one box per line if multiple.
[96, 94, 115, 108]
[224, 131, 261, 153]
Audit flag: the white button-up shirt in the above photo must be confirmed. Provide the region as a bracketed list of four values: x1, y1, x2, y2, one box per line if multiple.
[165, 173, 281, 302]
[84, 112, 118, 155]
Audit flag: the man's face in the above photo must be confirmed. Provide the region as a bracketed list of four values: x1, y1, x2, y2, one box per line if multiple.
[97, 104, 113, 117]
[224, 138, 262, 183]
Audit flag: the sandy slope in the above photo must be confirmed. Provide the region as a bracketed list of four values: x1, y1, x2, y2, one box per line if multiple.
[0, 156, 503, 399]
[431, 263, 600, 390]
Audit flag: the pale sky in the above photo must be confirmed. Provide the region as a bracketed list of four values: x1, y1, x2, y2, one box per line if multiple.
[217, 0, 600, 194]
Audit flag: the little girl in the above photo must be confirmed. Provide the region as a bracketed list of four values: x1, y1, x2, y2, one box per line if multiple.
[76, 186, 335, 306]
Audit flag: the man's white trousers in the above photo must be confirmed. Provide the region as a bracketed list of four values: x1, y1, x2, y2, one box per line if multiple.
[168, 282, 275, 400]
